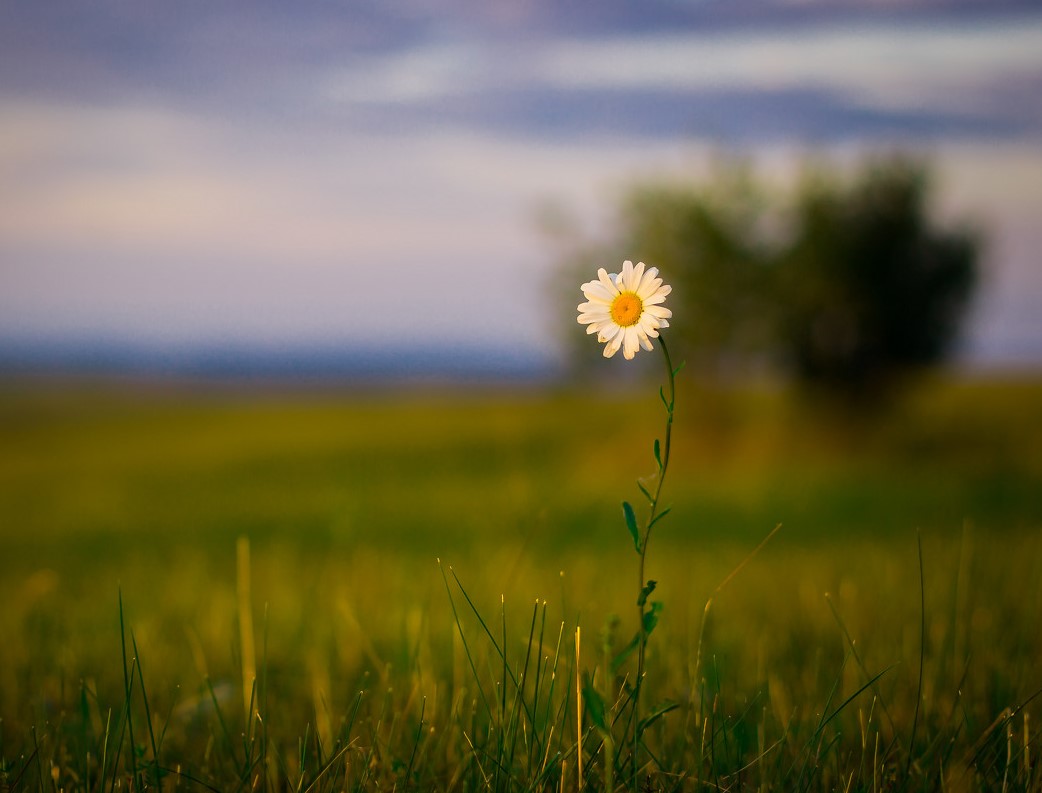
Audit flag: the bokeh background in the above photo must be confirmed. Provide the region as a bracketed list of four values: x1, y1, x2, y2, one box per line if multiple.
[2, 0, 1041, 374]
[2, 2, 1041, 788]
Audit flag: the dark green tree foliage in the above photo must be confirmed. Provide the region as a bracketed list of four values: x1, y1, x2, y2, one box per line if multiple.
[617, 170, 776, 373]
[557, 157, 980, 396]
[778, 160, 979, 393]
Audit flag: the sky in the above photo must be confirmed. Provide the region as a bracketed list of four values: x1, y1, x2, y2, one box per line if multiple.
[2, 0, 1041, 374]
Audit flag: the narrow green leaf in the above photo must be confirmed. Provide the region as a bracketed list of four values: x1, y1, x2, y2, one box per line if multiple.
[611, 634, 640, 675]
[636, 480, 653, 505]
[637, 701, 680, 738]
[649, 506, 672, 528]
[643, 601, 663, 637]
[653, 439, 662, 470]
[622, 501, 640, 553]
[612, 603, 666, 674]
[637, 580, 657, 608]
[659, 386, 669, 410]
[581, 673, 608, 733]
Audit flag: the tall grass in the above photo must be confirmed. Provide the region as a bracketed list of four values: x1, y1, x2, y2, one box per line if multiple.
[1, 376, 1040, 790]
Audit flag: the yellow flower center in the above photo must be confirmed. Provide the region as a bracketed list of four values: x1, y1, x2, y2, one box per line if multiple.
[610, 292, 643, 327]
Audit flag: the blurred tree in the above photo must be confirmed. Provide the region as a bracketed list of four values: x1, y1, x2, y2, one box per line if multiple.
[615, 167, 777, 374]
[548, 164, 777, 375]
[551, 156, 981, 398]
[776, 158, 980, 395]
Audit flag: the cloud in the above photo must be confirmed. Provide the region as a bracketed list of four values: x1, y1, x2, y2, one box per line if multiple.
[1, 2, 1041, 365]
[535, 19, 1042, 105]
[0, 98, 686, 350]
[318, 15, 1042, 142]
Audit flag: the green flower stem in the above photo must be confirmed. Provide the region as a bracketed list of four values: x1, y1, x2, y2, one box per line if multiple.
[634, 333, 677, 782]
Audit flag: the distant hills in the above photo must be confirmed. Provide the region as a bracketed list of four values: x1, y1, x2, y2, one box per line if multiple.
[0, 339, 562, 385]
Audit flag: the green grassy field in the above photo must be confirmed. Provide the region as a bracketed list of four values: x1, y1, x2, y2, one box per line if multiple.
[1, 375, 1040, 791]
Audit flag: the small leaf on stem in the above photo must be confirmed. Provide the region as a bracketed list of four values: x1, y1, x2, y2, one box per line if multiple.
[637, 580, 657, 607]
[642, 601, 663, 636]
[622, 501, 641, 553]
[649, 506, 672, 527]
[637, 480, 654, 504]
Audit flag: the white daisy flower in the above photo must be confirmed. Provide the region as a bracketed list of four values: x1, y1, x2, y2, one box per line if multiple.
[577, 260, 672, 360]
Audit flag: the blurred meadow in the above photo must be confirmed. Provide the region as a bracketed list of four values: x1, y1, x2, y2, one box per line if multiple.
[2, 374, 1040, 790]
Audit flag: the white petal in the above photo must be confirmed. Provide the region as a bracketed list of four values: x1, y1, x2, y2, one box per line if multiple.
[622, 261, 644, 292]
[643, 305, 672, 319]
[613, 262, 629, 290]
[603, 333, 623, 358]
[581, 281, 616, 303]
[640, 315, 661, 335]
[638, 279, 662, 300]
[622, 326, 641, 359]
[634, 324, 650, 347]
[635, 267, 660, 296]
[643, 286, 672, 305]
[596, 268, 619, 295]
[578, 303, 610, 319]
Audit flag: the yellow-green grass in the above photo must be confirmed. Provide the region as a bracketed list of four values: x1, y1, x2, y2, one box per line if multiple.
[1, 375, 1040, 791]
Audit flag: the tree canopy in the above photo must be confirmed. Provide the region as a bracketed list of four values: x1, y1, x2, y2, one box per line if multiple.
[555, 156, 981, 398]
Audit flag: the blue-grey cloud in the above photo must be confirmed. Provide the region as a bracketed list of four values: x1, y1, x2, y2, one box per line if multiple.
[3, 1, 1039, 106]
[2, 0, 1041, 367]
[336, 84, 1036, 144]
[3, 3, 1041, 152]
[311, 12, 1042, 144]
